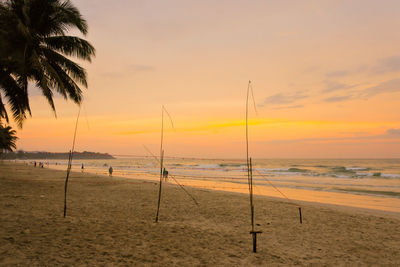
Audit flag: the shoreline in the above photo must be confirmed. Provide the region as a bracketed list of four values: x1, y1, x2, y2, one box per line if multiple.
[1, 162, 399, 265]
[27, 158, 400, 214]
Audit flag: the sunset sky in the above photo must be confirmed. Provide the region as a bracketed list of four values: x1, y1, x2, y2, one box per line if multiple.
[11, 0, 400, 158]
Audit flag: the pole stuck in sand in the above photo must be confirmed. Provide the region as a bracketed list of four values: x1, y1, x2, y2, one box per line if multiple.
[249, 158, 262, 252]
[155, 149, 164, 223]
[154, 105, 175, 223]
[63, 106, 81, 218]
[299, 207, 302, 224]
[245, 81, 261, 253]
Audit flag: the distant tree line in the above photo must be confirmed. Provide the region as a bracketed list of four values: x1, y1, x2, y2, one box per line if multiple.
[1, 150, 114, 160]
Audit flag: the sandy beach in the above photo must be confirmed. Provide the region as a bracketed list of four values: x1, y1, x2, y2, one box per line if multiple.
[0, 162, 399, 266]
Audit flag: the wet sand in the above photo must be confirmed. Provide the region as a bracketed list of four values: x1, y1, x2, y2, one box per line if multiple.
[1, 162, 399, 266]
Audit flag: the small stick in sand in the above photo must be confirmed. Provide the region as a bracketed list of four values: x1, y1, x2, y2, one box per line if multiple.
[299, 207, 303, 224]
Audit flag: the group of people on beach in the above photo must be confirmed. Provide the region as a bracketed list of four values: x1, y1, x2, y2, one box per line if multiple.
[82, 163, 113, 177]
[30, 161, 134, 179]
[163, 168, 168, 179]
[33, 161, 45, 168]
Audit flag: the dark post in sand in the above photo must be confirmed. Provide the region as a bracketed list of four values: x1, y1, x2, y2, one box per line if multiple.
[155, 149, 164, 222]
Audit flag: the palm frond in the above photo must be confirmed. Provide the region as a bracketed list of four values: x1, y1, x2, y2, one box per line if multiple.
[0, 70, 30, 127]
[45, 36, 95, 62]
[0, 94, 10, 123]
[35, 77, 56, 115]
[0, 122, 18, 152]
[49, 62, 83, 104]
[42, 48, 88, 87]
[56, 0, 88, 35]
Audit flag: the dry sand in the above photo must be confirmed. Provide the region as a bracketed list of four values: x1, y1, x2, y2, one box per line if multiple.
[0, 162, 399, 266]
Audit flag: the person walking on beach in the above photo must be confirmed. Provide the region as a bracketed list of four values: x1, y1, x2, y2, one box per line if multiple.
[81, 163, 84, 172]
[109, 166, 113, 177]
[163, 168, 168, 180]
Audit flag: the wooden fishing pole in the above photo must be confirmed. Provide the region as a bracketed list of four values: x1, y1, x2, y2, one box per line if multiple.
[246, 81, 261, 252]
[63, 107, 81, 218]
[250, 158, 254, 232]
[154, 105, 176, 222]
[63, 150, 72, 217]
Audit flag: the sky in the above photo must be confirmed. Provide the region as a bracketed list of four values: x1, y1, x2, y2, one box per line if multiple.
[9, 0, 400, 158]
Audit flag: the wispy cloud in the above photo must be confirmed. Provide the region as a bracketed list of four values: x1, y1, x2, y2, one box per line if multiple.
[118, 119, 272, 135]
[360, 79, 400, 97]
[325, 70, 349, 78]
[127, 64, 155, 72]
[101, 64, 155, 78]
[272, 104, 304, 110]
[260, 91, 308, 107]
[387, 128, 400, 135]
[361, 78, 400, 97]
[260, 129, 400, 144]
[120, 118, 345, 135]
[324, 55, 400, 79]
[321, 81, 358, 93]
[371, 56, 400, 75]
[338, 131, 369, 136]
[320, 78, 400, 103]
[323, 95, 353, 103]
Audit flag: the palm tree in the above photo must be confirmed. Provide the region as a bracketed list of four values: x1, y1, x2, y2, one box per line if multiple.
[0, 123, 18, 152]
[0, 0, 95, 127]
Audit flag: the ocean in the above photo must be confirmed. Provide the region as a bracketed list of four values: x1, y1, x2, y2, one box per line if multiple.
[22, 157, 400, 213]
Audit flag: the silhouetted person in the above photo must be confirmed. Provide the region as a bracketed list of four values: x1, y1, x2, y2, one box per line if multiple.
[34, 161, 37, 167]
[109, 166, 113, 176]
[81, 163, 84, 172]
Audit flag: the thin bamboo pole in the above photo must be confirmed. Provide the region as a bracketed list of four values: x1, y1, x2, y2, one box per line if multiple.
[246, 81, 251, 196]
[250, 158, 254, 232]
[160, 106, 164, 164]
[63, 107, 81, 218]
[155, 106, 165, 223]
[63, 150, 72, 217]
[153, 105, 176, 222]
[246, 81, 261, 253]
